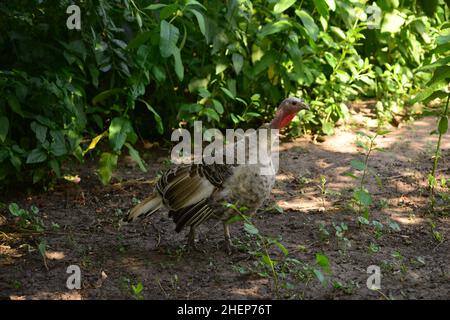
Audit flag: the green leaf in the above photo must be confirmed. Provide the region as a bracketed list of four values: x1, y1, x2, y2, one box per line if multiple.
[160, 20, 180, 58]
[8, 203, 22, 217]
[98, 152, 118, 185]
[49, 130, 67, 157]
[127, 31, 153, 50]
[125, 143, 147, 172]
[418, 0, 438, 17]
[296, 10, 319, 41]
[189, 9, 207, 39]
[30, 122, 47, 144]
[186, 0, 207, 10]
[203, 108, 220, 122]
[92, 88, 125, 105]
[389, 221, 401, 231]
[427, 66, 450, 88]
[330, 26, 346, 40]
[220, 87, 235, 100]
[0, 116, 9, 143]
[38, 240, 47, 258]
[225, 215, 245, 224]
[9, 152, 21, 170]
[8, 94, 24, 117]
[173, 49, 184, 81]
[342, 172, 359, 180]
[109, 117, 133, 152]
[313, 269, 326, 285]
[26, 148, 47, 164]
[274, 0, 297, 14]
[232, 53, 244, 75]
[419, 56, 450, 71]
[438, 116, 448, 135]
[212, 99, 224, 114]
[49, 159, 61, 177]
[273, 240, 289, 256]
[244, 223, 259, 235]
[324, 0, 336, 11]
[138, 99, 164, 134]
[411, 79, 448, 103]
[324, 52, 337, 68]
[353, 189, 372, 206]
[230, 113, 240, 124]
[381, 10, 406, 33]
[316, 253, 330, 273]
[358, 216, 370, 225]
[321, 121, 334, 135]
[261, 254, 275, 268]
[350, 159, 366, 171]
[144, 3, 167, 10]
[313, 0, 329, 18]
[259, 20, 292, 38]
[178, 103, 203, 115]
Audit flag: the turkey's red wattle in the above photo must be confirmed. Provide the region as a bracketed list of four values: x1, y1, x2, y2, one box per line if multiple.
[271, 112, 296, 129]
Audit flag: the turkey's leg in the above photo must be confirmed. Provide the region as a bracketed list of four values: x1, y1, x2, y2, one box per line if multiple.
[187, 226, 196, 249]
[223, 222, 232, 255]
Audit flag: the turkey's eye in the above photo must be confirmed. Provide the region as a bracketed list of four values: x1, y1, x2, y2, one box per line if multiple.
[292, 101, 297, 106]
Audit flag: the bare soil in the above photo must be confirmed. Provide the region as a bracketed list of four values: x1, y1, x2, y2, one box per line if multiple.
[1, 114, 449, 300]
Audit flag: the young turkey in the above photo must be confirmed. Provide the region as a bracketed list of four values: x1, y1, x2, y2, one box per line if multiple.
[122, 97, 309, 253]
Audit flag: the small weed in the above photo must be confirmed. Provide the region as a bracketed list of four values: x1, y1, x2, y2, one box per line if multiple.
[344, 131, 388, 219]
[428, 219, 444, 244]
[131, 282, 144, 300]
[8, 203, 44, 232]
[332, 280, 358, 295]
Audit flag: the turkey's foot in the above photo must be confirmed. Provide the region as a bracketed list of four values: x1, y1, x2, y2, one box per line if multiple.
[186, 227, 201, 252]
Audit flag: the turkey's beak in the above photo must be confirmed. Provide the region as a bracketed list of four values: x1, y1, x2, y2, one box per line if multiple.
[293, 99, 309, 113]
[300, 101, 310, 111]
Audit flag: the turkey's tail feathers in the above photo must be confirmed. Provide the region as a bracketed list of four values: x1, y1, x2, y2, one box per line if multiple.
[123, 193, 163, 223]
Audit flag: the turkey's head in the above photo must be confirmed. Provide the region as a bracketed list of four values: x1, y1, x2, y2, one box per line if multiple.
[271, 97, 309, 129]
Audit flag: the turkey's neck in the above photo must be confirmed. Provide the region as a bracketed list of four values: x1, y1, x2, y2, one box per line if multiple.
[270, 110, 296, 129]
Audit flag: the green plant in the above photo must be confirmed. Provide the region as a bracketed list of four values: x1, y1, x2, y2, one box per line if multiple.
[409, 14, 450, 209]
[225, 203, 286, 298]
[317, 221, 330, 241]
[332, 222, 351, 253]
[332, 279, 357, 295]
[345, 131, 387, 219]
[226, 202, 331, 297]
[313, 253, 331, 286]
[38, 239, 49, 270]
[8, 203, 44, 232]
[428, 219, 444, 243]
[0, 0, 446, 186]
[131, 282, 144, 300]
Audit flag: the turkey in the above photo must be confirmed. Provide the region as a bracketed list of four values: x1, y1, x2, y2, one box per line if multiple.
[122, 97, 309, 253]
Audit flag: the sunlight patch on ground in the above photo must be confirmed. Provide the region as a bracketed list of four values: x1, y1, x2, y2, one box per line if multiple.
[388, 211, 424, 225]
[24, 291, 83, 300]
[0, 245, 23, 258]
[319, 131, 360, 155]
[275, 173, 292, 181]
[45, 251, 66, 260]
[276, 196, 332, 212]
[230, 279, 269, 298]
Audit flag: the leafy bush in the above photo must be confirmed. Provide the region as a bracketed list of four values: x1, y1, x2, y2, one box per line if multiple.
[0, 0, 447, 186]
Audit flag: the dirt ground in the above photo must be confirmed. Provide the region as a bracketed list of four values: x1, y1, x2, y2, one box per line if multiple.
[1, 112, 449, 300]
